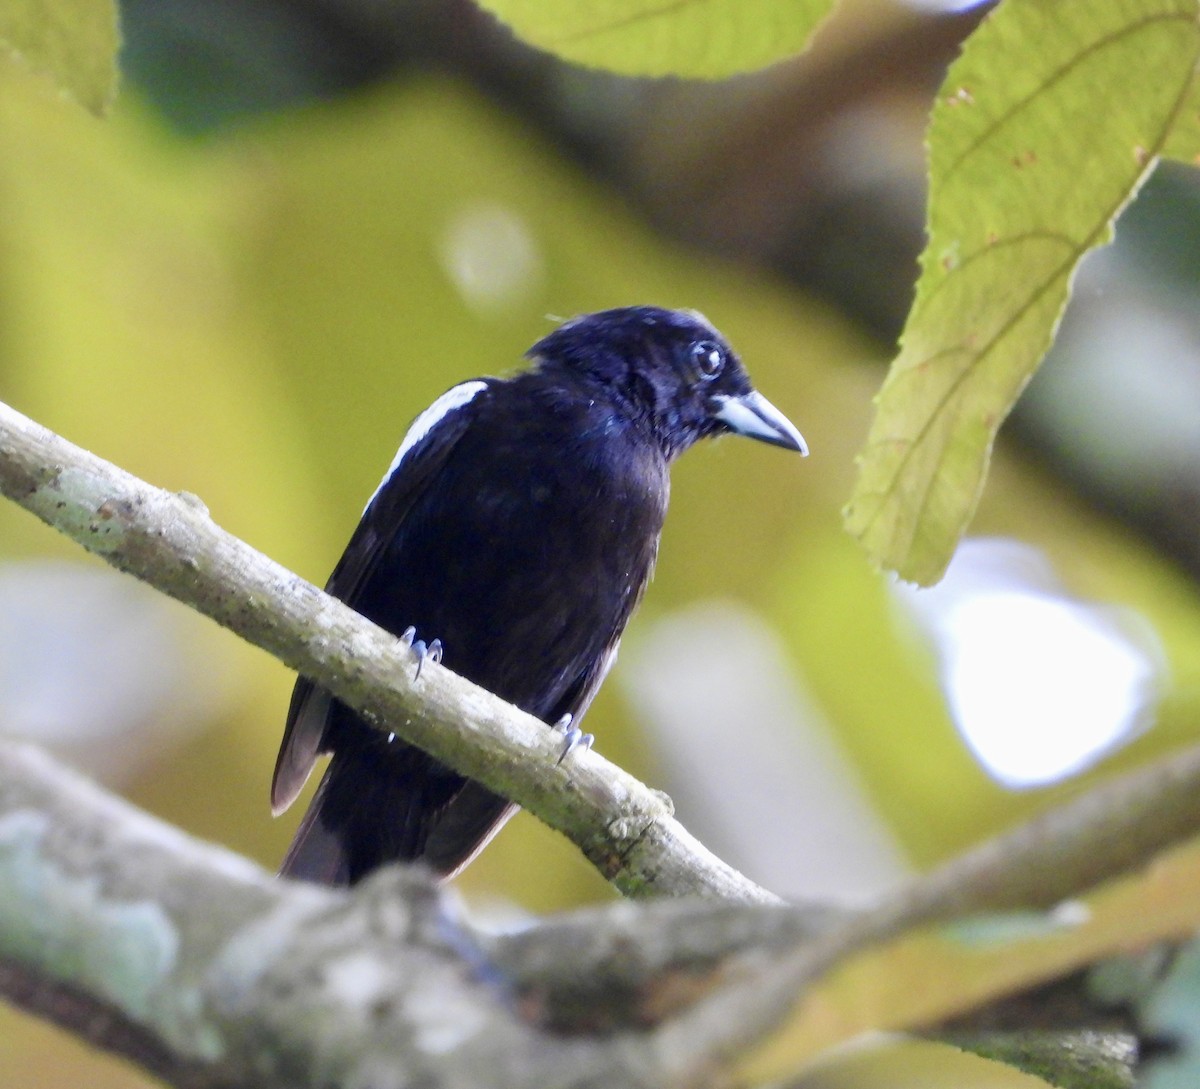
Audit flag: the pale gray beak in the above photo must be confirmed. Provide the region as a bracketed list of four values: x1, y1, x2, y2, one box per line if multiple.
[714, 391, 808, 455]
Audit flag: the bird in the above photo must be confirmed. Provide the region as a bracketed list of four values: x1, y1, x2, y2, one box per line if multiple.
[271, 305, 807, 886]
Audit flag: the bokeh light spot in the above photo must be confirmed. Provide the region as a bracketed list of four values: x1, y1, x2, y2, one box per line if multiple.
[893, 539, 1161, 788]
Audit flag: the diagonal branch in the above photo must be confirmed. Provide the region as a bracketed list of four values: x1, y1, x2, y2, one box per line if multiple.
[10, 397, 1200, 1088]
[0, 397, 775, 903]
[656, 738, 1200, 1083]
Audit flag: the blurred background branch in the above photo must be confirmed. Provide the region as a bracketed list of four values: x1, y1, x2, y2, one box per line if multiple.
[4, 728, 1200, 1088]
[0, 741, 637, 1089]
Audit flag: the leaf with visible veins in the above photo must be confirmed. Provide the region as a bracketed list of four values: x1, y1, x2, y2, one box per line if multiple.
[845, 0, 1200, 585]
[474, 0, 836, 77]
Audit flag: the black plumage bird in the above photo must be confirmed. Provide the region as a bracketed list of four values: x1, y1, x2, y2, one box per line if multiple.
[272, 306, 806, 886]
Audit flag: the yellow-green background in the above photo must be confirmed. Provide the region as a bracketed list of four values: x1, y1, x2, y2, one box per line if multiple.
[3, 3, 1200, 1083]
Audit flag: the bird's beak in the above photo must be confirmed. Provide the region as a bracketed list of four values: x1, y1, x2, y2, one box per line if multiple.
[713, 391, 808, 455]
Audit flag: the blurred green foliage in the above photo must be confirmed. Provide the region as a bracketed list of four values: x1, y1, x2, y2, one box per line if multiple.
[474, 0, 836, 77]
[3, 0, 1200, 922]
[741, 833, 1200, 1081]
[787, 1036, 1063, 1089]
[4, 2, 1200, 1084]
[0, 0, 118, 114]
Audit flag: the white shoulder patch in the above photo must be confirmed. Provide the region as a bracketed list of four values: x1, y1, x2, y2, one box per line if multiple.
[364, 380, 488, 513]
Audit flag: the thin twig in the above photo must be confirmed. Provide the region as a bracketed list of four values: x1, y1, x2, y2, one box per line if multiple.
[656, 740, 1200, 1081]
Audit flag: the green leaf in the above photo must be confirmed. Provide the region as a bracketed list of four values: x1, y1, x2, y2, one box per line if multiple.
[474, 0, 836, 78]
[844, 0, 1200, 585]
[793, 1036, 1078, 1089]
[0, 0, 119, 115]
[1164, 71, 1200, 163]
[951, 1032, 1136, 1089]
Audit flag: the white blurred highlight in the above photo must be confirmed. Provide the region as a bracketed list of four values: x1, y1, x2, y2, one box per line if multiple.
[620, 601, 909, 904]
[438, 203, 543, 315]
[892, 539, 1162, 789]
[899, 0, 992, 12]
[0, 560, 243, 781]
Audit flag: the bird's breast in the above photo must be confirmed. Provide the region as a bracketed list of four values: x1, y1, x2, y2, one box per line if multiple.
[359, 395, 670, 718]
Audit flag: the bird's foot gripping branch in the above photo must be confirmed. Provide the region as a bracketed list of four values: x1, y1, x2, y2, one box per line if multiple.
[0, 392, 780, 903]
[269, 307, 807, 888]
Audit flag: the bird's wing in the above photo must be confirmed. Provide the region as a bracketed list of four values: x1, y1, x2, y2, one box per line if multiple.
[554, 639, 621, 727]
[416, 614, 626, 876]
[271, 381, 490, 814]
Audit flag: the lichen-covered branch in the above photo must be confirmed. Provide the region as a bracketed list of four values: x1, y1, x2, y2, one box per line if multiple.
[0, 739, 847, 1089]
[0, 741, 656, 1088]
[6, 732, 1200, 1086]
[0, 397, 775, 904]
[8, 401, 1200, 1089]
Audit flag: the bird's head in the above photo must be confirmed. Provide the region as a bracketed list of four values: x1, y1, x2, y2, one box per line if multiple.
[529, 306, 807, 460]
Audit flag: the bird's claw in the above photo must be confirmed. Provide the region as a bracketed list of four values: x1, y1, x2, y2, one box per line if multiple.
[553, 713, 593, 765]
[401, 627, 443, 680]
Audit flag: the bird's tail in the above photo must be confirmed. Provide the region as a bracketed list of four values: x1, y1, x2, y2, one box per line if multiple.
[278, 765, 351, 885]
[279, 742, 517, 886]
[279, 745, 428, 886]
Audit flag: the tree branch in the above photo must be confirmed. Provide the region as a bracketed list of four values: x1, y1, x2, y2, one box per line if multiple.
[0, 739, 852, 1089]
[9, 400, 1200, 1087]
[655, 740, 1200, 1083]
[0, 741, 660, 1089]
[0, 955, 219, 1089]
[0, 397, 776, 903]
[6, 732, 1200, 1086]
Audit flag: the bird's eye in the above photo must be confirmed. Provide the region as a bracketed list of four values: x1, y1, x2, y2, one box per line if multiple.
[691, 341, 724, 380]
